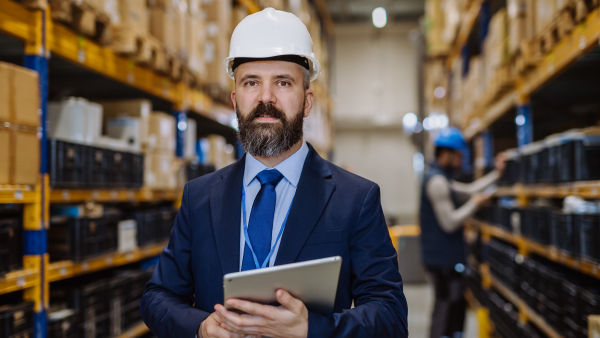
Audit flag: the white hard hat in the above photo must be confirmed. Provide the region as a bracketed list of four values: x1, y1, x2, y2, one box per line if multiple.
[224, 7, 321, 81]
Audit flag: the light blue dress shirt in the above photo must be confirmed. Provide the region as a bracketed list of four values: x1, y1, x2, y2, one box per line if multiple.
[239, 140, 309, 270]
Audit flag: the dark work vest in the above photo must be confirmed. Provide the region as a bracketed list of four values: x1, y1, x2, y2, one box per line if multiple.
[419, 162, 467, 268]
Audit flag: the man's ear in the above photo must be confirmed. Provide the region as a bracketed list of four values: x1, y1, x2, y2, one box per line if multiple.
[231, 91, 236, 111]
[303, 89, 314, 118]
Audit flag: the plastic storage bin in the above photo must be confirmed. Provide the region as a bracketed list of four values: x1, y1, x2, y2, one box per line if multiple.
[49, 139, 87, 188]
[0, 217, 22, 277]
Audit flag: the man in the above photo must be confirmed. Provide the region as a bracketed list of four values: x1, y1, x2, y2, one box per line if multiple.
[419, 127, 505, 338]
[140, 8, 408, 338]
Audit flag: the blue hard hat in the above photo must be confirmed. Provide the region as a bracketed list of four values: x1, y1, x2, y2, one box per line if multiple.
[434, 127, 467, 150]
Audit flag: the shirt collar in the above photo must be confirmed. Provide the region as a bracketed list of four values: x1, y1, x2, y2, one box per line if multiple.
[244, 140, 309, 188]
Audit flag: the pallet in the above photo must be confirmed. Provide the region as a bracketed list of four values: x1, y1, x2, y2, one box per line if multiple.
[111, 28, 168, 73]
[49, 0, 112, 44]
[14, 0, 47, 9]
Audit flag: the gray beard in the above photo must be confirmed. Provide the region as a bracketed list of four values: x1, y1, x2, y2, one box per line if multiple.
[236, 103, 305, 158]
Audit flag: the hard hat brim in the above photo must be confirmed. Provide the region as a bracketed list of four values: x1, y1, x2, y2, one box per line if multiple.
[224, 54, 321, 82]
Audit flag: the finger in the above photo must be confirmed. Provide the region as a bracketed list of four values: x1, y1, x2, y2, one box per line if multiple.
[276, 289, 302, 312]
[204, 321, 240, 338]
[216, 305, 265, 331]
[221, 323, 263, 336]
[225, 299, 271, 318]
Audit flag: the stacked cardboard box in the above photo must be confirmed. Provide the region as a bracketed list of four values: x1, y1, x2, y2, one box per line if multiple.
[202, 0, 232, 89]
[449, 57, 463, 127]
[507, 0, 535, 55]
[482, 9, 509, 96]
[0, 62, 40, 186]
[425, 0, 453, 55]
[187, 0, 209, 83]
[144, 112, 177, 189]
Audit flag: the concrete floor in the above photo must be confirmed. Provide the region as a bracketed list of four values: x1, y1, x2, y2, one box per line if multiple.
[404, 283, 478, 338]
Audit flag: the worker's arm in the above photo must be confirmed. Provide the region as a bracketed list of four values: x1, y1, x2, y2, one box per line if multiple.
[307, 184, 409, 337]
[139, 183, 210, 338]
[427, 175, 482, 233]
[451, 169, 500, 196]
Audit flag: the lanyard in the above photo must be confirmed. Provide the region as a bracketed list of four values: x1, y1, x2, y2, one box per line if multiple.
[242, 187, 294, 270]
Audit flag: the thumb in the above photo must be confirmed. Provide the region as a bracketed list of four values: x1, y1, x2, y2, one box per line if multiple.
[276, 289, 300, 310]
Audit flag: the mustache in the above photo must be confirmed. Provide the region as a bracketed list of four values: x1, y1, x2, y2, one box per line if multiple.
[248, 102, 286, 122]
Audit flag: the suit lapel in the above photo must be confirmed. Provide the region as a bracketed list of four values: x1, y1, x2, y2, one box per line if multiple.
[211, 157, 245, 275]
[275, 146, 335, 265]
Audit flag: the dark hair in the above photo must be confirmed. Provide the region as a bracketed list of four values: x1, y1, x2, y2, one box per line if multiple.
[435, 147, 457, 159]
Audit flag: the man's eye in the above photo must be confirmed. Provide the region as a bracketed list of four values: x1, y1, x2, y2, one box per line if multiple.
[278, 81, 290, 87]
[246, 81, 257, 86]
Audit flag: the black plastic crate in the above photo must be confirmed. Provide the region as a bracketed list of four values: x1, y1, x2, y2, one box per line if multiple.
[557, 137, 600, 183]
[49, 139, 87, 188]
[555, 213, 579, 257]
[186, 163, 216, 181]
[158, 207, 176, 241]
[577, 213, 600, 262]
[519, 151, 542, 184]
[499, 157, 520, 186]
[130, 153, 144, 188]
[107, 150, 132, 188]
[0, 301, 34, 338]
[0, 217, 23, 277]
[134, 210, 160, 247]
[48, 309, 77, 338]
[49, 216, 107, 262]
[579, 287, 600, 329]
[539, 146, 559, 184]
[85, 147, 109, 188]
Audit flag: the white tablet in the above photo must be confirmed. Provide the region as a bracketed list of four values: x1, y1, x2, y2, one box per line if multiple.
[223, 256, 342, 314]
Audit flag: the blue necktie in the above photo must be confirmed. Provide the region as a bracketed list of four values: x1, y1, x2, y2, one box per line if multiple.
[241, 169, 284, 271]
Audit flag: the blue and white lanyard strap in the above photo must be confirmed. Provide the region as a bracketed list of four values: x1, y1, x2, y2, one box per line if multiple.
[242, 187, 294, 270]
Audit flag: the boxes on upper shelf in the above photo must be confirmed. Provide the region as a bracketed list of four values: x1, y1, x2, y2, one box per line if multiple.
[0, 125, 40, 185]
[144, 150, 176, 190]
[106, 117, 142, 152]
[0, 62, 40, 127]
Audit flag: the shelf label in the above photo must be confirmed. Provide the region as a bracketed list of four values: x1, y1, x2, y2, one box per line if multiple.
[106, 257, 113, 265]
[593, 187, 598, 196]
[16, 277, 25, 287]
[82, 263, 89, 271]
[59, 268, 67, 276]
[128, 73, 135, 83]
[14, 191, 23, 200]
[62, 191, 70, 200]
[126, 253, 134, 261]
[580, 36, 586, 49]
[78, 37, 87, 63]
[92, 191, 99, 199]
[111, 190, 118, 199]
[127, 191, 135, 200]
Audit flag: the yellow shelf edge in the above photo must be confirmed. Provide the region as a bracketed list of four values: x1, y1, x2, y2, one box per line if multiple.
[0, 0, 38, 43]
[49, 188, 179, 203]
[47, 241, 167, 282]
[0, 185, 38, 204]
[116, 321, 150, 338]
[493, 181, 600, 199]
[470, 219, 600, 279]
[446, 0, 483, 70]
[0, 268, 40, 296]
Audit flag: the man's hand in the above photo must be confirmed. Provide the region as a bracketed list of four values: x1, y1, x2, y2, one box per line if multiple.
[214, 289, 309, 338]
[199, 312, 257, 338]
[472, 192, 492, 207]
[495, 152, 507, 173]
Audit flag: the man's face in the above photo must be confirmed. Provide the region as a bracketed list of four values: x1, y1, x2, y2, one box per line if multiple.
[232, 60, 313, 157]
[451, 150, 463, 170]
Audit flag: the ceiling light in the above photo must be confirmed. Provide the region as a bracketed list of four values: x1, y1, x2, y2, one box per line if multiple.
[372, 7, 387, 28]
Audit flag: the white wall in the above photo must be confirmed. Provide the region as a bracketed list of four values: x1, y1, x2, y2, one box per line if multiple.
[331, 22, 421, 223]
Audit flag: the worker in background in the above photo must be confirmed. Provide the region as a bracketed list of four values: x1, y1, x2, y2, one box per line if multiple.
[140, 8, 408, 338]
[420, 127, 506, 338]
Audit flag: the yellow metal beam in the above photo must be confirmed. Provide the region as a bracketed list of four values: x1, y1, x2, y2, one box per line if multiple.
[49, 188, 180, 203]
[116, 321, 150, 338]
[0, 266, 40, 296]
[237, 0, 261, 14]
[0, 0, 38, 43]
[47, 241, 168, 282]
[0, 185, 37, 204]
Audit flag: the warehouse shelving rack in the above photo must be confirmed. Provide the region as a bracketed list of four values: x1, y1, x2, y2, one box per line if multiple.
[438, 1, 600, 336]
[0, 0, 270, 336]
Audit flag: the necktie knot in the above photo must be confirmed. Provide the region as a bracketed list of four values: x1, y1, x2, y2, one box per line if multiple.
[256, 169, 284, 187]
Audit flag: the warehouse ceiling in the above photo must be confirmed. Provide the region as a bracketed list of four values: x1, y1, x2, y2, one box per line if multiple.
[324, 0, 424, 23]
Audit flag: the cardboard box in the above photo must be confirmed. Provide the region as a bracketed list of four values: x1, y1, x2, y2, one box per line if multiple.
[187, 14, 207, 77]
[48, 98, 102, 145]
[106, 117, 142, 152]
[150, 6, 177, 53]
[0, 62, 39, 127]
[536, 0, 556, 35]
[184, 118, 197, 160]
[144, 150, 176, 189]
[590, 315, 600, 338]
[148, 111, 176, 152]
[97, 99, 151, 146]
[204, 33, 230, 87]
[117, 0, 149, 34]
[0, 126, 39, 185]
[0, 127, 10, 183]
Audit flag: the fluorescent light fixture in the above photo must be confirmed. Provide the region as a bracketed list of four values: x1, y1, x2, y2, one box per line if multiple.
[434, 86, 446, 98]
[515, 114, 526, 126]
[177, 121, 187, 131]
[402, 112, 418, 129]
[372, 7, 387, 28]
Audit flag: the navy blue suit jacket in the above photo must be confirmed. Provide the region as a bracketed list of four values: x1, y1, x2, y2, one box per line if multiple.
[139, 144, 409, 337]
